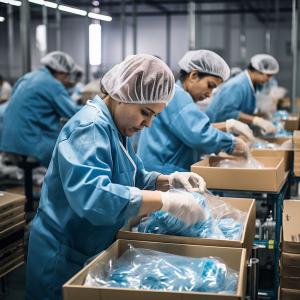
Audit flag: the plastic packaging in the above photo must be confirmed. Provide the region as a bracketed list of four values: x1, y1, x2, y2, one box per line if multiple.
[212, 155, 264, 169]
[137, 191, 246, 241]
[84, 246, 238, 294]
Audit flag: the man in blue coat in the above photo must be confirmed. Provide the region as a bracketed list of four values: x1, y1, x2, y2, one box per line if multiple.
[1, 51, 82, 166]
[205, 54, 279, 135]
[137, 50, 251, 174]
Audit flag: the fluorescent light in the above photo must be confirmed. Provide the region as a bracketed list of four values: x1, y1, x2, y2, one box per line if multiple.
[58, 4, 87, 16]
[89, 23, 101, 65]
[88, 12, 112, 22]
[29, 0, 44, 5]
[0, 16, 5, 22]
[43, 1, 57, 8]
[0, 0, 22, 6]
[36, 24, 47, 53]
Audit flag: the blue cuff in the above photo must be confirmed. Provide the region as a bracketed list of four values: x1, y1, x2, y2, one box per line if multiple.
[124, 187, 143, 220]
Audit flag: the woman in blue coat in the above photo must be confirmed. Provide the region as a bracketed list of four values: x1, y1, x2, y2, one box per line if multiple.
[137, 50, 251, 174]
[26, 54, 208, 300]
[205, 54, 279, 135]
[1, 51, 82, 166]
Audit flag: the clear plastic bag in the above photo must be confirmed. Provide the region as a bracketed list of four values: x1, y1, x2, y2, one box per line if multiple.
[84, 245, 238, 294]
[212, 155, 264, 169]
[137, 191, 246, 241]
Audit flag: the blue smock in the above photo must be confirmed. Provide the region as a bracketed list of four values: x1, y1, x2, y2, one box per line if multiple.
[26, 96, 159, 300]
[1, 67, 80, 166]
[205, 71, 256, 123]
[137, 81, 235, 174]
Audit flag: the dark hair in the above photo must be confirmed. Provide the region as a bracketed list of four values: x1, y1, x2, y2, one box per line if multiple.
[99, 80, 108, 97]
[179, 69, 221, 82]
[247, 63, 258, 72]
[45, 66, 59, 76]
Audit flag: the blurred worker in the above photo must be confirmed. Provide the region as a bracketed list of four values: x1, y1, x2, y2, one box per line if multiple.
[1, 51, 82, 167]
[137, 50, 251, 174]
[205, 54, 279, 135]
[0, 74, 12, 103]
[26, 54, 208, 300]
[230, 67, 242, 78]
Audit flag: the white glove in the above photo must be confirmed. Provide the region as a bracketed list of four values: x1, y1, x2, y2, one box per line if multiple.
[169, 172, 206, 193]
[226, 119, 254, 143]
[161, 191, 207, 225]
[252, 117, 276, 135]
[232, 137, 250, 157]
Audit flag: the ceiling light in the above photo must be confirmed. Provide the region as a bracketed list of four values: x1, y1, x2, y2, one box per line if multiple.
[58, 4, 87, 16]
[88, 12, 112, 22]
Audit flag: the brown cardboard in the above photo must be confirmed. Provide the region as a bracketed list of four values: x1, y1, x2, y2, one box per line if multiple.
[283, 115, 300, 131]
[191, 156, 286, 192]
[251, 137, 293, 171]
[282, 200, 300, 254]
[118, 197, 255, 256]
[280, 288, 300, 300]
[280, 276, 300, 290]
[63, 239, 247, 300]
[0, 192, 25, 214]
[282, 252, 300, 267]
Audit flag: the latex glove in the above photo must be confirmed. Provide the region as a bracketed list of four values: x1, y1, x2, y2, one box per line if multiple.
[252, 116, 276, 135]
[161, 191, 207, 225]
[232, 137, 250, 157]
[226, 119, 254, 143]
[169, 172, 206, 193]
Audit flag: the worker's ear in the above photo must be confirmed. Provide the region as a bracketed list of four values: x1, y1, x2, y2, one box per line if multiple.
[189, 70, 199, 82]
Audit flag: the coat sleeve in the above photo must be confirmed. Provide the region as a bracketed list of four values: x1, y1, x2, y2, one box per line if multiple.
[161, 101, 235, 154]
[56, 122, 142, 226]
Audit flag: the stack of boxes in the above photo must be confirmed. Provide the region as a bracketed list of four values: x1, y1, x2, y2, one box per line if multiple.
[293, 131, 300, 176]
[0, 192, 25, 278]
[280, 200, 300, 300]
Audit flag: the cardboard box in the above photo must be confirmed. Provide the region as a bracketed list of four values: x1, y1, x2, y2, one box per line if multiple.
[280, 288, 300, 300]
[0, 192, 25, 215]
[118, 197, 255, 256]
[282, 200, 300, 254]
[191, 156, 286, 192]
[280, 276, 300, 290]
[284, 115, 300, 131]
[251, 137, 293, 171]
[63, 239, 247, 300]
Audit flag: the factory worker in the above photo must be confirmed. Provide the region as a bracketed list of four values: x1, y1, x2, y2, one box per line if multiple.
[26, 54, 208, 300]
[1, 51, 82, 167]
[230, 67, 242, 78]
[205, 54, 279, 135]
[137, 50, 251, 174]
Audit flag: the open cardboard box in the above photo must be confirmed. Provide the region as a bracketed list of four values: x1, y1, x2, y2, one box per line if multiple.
[282, 200, 300, 254]
[118, 197, 255, 256]
[191, 155, 286, 192]
[280, 288, 300, 300]
[251, 137, 293, 171]
[283, 114, 300, 131]
[63, 239, 247, 300]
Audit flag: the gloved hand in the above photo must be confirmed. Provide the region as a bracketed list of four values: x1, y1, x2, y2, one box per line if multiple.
[160, 191, 207, 225]
[232, 137, 250, 157]
[252, 116, 276, 135]
[226, 119, 254, 143]
[169, 172, 206, 193]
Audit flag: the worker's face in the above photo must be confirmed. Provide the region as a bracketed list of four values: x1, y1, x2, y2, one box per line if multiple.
[56, 72, 76, 89]
[255, 72, 272, 85]
[185, 71, 223, 101]
[114, 102, 166, 137]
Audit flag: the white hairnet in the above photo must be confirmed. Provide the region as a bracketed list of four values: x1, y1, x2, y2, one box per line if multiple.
[178, 50, 230, 81]
[41, 51, 76, 74]
[250, 54, 279, 75]
[101, 54, 175, 104]
[69, 64, 83, 84]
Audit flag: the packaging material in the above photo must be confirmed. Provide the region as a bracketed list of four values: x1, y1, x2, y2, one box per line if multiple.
[280, 288, 300, 300]
[84, 246, 238, 294]
[118, 197, 255, 256]
[293, 131, 300, 176]
[280, 276, 300, 290]
[211, 155, 263, 169]
[137, 191, 246, 240]
[282, 200, 300, 254]
[191, 155, 286, 192]
[63, 239, 247, 300]
[251, 137, 293, 172]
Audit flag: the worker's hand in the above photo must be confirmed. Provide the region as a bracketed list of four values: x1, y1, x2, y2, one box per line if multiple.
[232, 137, 250, 157]
[252, 117, 276, 135]
[226, 119, 254, 143]
[160, 191, 207, 225]
[169, 172, 206, 193]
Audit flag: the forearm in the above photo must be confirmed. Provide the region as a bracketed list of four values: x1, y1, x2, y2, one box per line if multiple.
[156, 174, 170, 191]
[139, 190, 162, 216]
[212, 122, 226, 131]
[239, 112, 254, 124]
